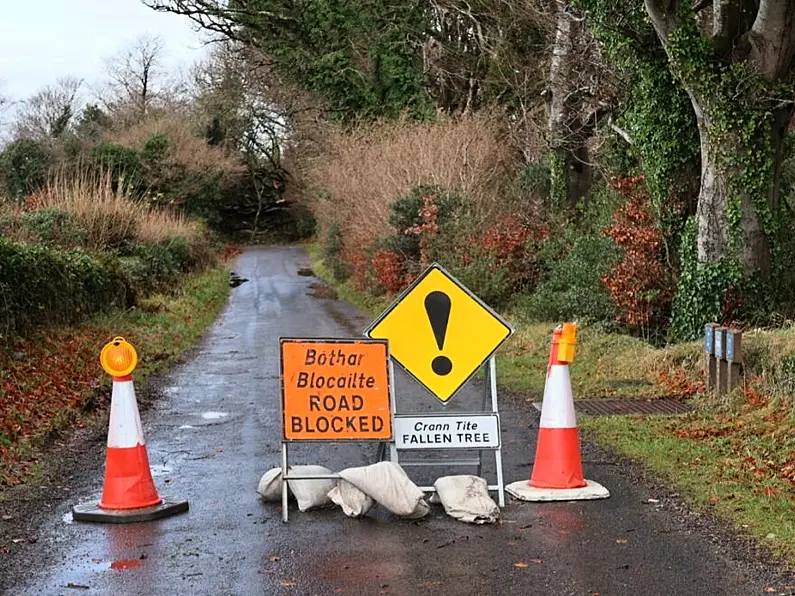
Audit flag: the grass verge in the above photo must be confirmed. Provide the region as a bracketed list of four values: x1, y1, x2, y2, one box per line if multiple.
[498, 322, 704, 398]
[581, 402, 795, 565]
[306, 242, 391, 316]
[0, 266, 230, 487]
[307, 240, 704, 399]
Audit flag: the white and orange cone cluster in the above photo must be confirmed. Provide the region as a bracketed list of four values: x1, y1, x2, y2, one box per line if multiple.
[507, 323, 609, 502]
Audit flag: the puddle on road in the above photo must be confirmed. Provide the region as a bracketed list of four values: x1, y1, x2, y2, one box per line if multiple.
[110, 559, 142, 571]
[201, 411, 229, 420]
[73, 558, 144, 573]
[179, 425, 196, 430]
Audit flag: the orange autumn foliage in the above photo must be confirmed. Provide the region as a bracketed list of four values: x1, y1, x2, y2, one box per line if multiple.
[602, 177, 674, 331]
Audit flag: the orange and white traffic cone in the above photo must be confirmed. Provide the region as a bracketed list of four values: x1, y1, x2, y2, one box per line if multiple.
[507, 323, 609, 501]
[72, 337, 189, 523]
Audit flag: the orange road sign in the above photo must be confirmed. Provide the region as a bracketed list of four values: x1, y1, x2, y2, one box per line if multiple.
[280, 338, 392, 441]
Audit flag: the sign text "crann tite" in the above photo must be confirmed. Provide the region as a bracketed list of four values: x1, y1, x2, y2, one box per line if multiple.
[394, 415, 500, 450]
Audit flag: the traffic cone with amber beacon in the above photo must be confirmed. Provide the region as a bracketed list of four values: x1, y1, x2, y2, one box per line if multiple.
[72, 337, 189, 523]
[507, 323, 609, 501]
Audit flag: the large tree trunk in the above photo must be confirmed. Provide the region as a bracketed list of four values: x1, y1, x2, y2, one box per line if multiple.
[546, 0, 592, 208]
[692, 99, 729, 264]
[549, 145, 591, 208]
[693, 94, 793, 275]
[644, 0, 795, 277]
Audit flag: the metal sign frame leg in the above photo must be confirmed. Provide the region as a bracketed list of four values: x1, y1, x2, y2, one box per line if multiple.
[388, 360, 400, 463]
[281, 441, 343, 523]
[385, 356, 505, 507]
[487, 357, 505, 507]
[281, 441, 289, 523]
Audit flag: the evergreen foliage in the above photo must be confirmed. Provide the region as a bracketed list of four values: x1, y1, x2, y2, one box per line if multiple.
[0, 139, 51, 201]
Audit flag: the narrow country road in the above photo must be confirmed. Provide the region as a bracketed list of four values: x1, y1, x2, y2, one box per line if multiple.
[5, 246, 791, 595]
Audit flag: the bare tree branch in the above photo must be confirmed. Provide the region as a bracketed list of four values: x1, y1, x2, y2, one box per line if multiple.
[105, 34, 166, 118]
[13, 77, 83, 140]
[610, 122, 634, 145]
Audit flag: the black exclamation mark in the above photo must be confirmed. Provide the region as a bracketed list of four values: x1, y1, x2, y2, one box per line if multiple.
[424, 291, 453, 376]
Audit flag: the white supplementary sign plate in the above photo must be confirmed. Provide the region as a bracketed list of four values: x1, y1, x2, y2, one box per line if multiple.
[394, 415, 500, 450]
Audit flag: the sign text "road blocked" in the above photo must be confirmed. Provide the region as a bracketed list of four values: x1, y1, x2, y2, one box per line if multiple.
[280, 339, 392, 441]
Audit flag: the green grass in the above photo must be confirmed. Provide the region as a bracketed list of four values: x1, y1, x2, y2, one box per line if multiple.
[581, 413, 795, 565]
[306, 242, 391, 316]
[496, 318, 706, 398]
[110, 267, 231, 381]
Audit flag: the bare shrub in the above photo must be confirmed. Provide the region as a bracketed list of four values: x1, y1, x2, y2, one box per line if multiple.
[136, 205, 202, 245]
[106, 113, 242, 177]
[298, 112, 523, 264]
[30, 171, 201, 249]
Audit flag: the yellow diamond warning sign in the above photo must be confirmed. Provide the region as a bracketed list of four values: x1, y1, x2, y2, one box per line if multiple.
[365, 263, 513, 403]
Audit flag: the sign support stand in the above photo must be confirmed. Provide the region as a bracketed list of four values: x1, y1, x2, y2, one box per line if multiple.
[280, 443, 344, 523]
[383, 356, 505, 507]
[279, 338, 392, 523]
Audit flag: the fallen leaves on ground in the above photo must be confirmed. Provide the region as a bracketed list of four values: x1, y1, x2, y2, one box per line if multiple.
[0, 268, 229, 488]
[514, 559, 542, 568]
[0, 327, 107, 485]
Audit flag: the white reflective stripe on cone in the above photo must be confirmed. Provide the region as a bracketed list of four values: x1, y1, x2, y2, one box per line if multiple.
[107, 379, 146, 448]
[539, 365, 577, 429]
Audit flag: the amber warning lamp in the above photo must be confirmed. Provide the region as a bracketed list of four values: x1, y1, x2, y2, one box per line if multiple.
[554, 322, 578, 364]
[100, 337, 138, 378]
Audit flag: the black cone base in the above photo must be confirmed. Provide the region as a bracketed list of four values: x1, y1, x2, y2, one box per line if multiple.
[72, 497, 189, 524]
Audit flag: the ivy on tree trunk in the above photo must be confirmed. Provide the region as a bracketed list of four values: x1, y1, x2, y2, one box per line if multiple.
[644, 0, 795, 277]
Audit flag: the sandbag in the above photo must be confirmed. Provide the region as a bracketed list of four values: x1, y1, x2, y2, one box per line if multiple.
[286, 465, 337, 511]
[327, 479, 376, 518]
[257, 467, 285, 502]
[433, 475, 500, 524]
[339, 461, 429, 518]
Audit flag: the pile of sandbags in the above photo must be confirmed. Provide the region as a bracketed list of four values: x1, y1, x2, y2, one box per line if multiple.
[257, 462, 499, 524]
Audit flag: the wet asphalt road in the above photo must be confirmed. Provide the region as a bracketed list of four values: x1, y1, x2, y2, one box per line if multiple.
[8, 246, 791, 595]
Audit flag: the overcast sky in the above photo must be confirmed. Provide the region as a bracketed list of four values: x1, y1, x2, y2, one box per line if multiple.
[0, 0, 207, 103]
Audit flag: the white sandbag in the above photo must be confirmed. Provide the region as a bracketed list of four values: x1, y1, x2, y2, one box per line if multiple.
[433, 475, 500, 524]
[257, 467, 285, 502]
[286, 465, 337, 511]
[327, 479, 376, 518]
[339, 461, 429, 518]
